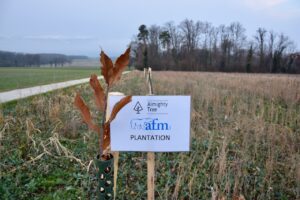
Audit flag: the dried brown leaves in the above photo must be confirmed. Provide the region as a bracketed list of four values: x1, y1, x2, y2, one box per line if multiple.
[100, 47, 130, 86]
[74, 47, 131, 156]
[113, 47, 131, 83]
[100, 51, 114, 85]
[109, 96, 132, 122]
[89, 74, 105, 111]
[74, 93, 100, 133]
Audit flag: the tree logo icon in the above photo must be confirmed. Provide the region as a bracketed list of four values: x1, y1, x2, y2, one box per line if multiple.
[134, 101, 143, 114]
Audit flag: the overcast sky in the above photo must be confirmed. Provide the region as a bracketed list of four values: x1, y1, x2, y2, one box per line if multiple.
[0, 0, 299, 57]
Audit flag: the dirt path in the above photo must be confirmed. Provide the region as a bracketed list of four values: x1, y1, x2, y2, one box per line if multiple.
[0, 71, 129, 103]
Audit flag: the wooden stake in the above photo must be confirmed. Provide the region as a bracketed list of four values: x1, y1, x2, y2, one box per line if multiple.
[147, 152, 155, 200]
[144, 68, 147, 78]
[113, 151, 119, 200]
[106, 92, 123, 200]
[146, 67, 155, 200]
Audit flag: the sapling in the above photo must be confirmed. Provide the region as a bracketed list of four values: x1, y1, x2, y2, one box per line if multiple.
[74, 47, 131, 199]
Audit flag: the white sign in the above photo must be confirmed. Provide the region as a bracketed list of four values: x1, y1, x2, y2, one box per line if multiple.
[109, 96, 191, 152]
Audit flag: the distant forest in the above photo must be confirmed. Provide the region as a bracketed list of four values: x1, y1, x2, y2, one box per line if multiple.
[131, 19, 300, 73]
[0, 51, 88, 67]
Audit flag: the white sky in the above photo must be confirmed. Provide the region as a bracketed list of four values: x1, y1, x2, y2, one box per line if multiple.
[0, 0, 299, 57]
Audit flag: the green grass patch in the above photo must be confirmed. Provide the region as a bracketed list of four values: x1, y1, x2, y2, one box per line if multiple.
[0, 67, 100, 92]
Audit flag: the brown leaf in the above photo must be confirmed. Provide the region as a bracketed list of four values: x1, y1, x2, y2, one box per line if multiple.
[112, 47, 130, 84]
[74, 93, 100, 133]
[89, 74, 105, 111]
[109, 96, 132, 122]
[100, 50, 114, 85]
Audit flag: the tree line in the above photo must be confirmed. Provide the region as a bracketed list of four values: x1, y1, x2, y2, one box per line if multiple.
[131, 19, 300, 73]
[0, 51, 88, 67]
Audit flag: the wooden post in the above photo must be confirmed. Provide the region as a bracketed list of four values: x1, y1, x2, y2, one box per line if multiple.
[106, 92, 123, 200]
[146, 67, 155, 200]
[147, 152, 155, 200]
[144, 68, 147, 78]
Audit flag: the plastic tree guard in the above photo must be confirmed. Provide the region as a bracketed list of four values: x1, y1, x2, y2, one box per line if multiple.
[95, 154, 114, 200]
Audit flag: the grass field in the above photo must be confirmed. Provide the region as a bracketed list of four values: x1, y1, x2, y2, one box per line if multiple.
[0, 71, 299, 199]
[0, 67, 100, 92]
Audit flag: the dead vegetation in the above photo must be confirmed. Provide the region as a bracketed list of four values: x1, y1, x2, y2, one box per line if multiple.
[0, 71, 299, 199]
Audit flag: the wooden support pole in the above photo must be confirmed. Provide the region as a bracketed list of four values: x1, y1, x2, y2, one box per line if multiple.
[113, 151, 119, 200]
[106, 92, 123, 200]
[147, 152, 155, 200]
[146, 67, 155, 200]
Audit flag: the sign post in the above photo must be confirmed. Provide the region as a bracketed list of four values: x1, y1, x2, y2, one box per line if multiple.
[147, 152, 155, 200]
[106, 92, 124, 200]
[147, 68, 155, 200]
[109, 69, 191, 199]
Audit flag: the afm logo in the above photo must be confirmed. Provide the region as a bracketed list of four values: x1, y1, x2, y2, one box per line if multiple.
[130, 118, 171, 131]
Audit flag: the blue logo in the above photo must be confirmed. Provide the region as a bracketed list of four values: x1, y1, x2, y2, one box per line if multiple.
[130, 118, 171, 131]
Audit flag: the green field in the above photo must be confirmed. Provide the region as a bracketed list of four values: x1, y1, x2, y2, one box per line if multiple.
[0, 71, 299, 199]
[0, 67, 100, 92]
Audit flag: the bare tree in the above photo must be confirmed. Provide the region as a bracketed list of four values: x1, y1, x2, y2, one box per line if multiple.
[179, 19, 202, 70]
[228, 22, 247, 70]
[246, 42, 254, 73]
[199, 22, 213, 69]
[131, 19, 298, 73]
[148, 25, 161, 69]
[209, 26, 219, 70]
[180, 19, 201, 53]
[165, 21, 182, 53]
[266, 31, 276, 72]
[254, 28, 267, 71]
[164, 21, 182, 69]
[219, 25, 231, 71]
[272, 33, 293, 72]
